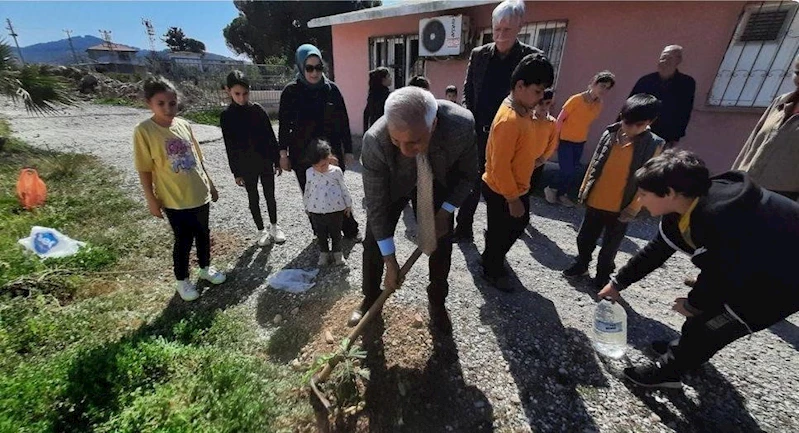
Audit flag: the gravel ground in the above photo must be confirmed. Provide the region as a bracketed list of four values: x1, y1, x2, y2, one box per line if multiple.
[2, 100, 798, 433]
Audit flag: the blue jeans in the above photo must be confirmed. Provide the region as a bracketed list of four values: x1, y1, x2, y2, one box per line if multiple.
[551, 140, 585, 197]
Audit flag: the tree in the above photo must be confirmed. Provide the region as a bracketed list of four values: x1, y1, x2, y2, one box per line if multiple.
[0, 40, 74, 114]
[164, 27, 206, 53]
[223, 1, 381, 65]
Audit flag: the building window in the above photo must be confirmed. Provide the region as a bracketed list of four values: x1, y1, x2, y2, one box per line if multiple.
[708, 1, 798, 107]
[369, 35, 423, 90]
[480, 20, 568, 84]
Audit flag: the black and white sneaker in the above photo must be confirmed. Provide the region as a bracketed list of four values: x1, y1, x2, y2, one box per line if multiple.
[562, 262, 589, 278]
[649, 338, 679, 357]
[624, 363, 682, 389]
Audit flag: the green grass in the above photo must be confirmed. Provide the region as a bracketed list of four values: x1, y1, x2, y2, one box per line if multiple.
[182, 108, 224, 127]
[0, 119, 314, 432]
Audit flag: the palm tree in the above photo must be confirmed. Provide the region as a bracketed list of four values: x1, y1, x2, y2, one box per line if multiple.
[0, 40, 75, 114]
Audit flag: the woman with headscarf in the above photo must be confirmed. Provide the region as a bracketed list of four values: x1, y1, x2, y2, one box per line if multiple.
[279, 44, 361, 240]
[363, 66, 391, 132]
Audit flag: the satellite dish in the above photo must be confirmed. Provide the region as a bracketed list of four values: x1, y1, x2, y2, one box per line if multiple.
[421, 19, 446, 53]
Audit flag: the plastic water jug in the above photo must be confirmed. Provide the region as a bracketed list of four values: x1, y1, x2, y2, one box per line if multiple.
[593, 297, 627, 359]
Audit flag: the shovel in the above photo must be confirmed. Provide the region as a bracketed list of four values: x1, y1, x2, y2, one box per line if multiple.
[309, 247, 424, 411]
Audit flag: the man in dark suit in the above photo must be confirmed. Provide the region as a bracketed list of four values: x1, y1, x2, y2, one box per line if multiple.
[349, 86, 478, 334]
[627, 45, 696, 149]
[452, 0, 542, 243]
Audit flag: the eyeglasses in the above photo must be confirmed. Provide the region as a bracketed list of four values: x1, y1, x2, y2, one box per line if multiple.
[305, 64, 324, 73]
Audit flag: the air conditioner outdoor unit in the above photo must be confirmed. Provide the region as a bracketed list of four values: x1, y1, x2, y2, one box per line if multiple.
[419, 15, 470, 57]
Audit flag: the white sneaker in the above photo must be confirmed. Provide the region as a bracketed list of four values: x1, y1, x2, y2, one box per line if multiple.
[176, 279, 199, 301]
[257, 229, 272, 247]
[544, 187, 558, 204]
[270, 224, 287, 244]
[333, 252, 346, 266]
[559, 195, 576, 208]
[198, 266, 226, 285]
[318, 252, 331, 266]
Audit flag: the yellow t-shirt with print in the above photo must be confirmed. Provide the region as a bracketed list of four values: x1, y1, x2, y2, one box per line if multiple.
[133, 117, 211, 210]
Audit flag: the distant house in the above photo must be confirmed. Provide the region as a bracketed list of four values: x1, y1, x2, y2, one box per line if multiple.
[309, 0, 799, 174]
[86, 43, 143, 73]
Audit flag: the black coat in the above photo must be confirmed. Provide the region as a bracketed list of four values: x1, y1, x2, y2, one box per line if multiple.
[614, 171, 799, 330]
[278, 79, 353, 169]
[363, 85, 390, 133]
[220, 102, 280, 178]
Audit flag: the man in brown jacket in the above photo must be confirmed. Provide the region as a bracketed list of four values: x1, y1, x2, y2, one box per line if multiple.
[732, 54, 799, 200]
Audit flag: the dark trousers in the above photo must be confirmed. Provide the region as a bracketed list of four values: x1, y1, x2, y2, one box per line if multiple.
[576, 206, 628, 279]
[243, 169, 277, 230]
[361, 191, 453, 309]
[164, 203, 210, 281]
[295, 161, 359, 237]
[481, 181, 531, 277]
[530, 164, 545, 193]
[454, 132, 489, 233]
[666, 307, 751, 375]
[551, 140, 585, 197]
[310, 211, 344, 253]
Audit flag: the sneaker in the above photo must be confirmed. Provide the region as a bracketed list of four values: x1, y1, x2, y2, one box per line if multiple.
[559, 195, 576, 208]
[176, 279, 199, 301]
[198, 266, 226, 285]
[318, 252, 331, 266]
[345, 231, 363, 243]
[562, 261, 589, 278]
[624, 363, 683, 389]
[257, 229, 272, 247]
[650, 339, 680, 357]
[544, 187, 558, 204]
[270, 224, 287, 244]
[333, 252, 346, 266]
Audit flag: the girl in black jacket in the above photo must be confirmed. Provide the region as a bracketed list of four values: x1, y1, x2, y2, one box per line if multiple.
[363, 67, 391, 133]
[279, 44, 360, 240]
[598, 149, 799, 389]
[221, 70, 286, 246]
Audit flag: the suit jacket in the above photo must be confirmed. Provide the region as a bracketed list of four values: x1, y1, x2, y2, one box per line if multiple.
[463, 40, 542, 118]
[361, 100, 478, 241]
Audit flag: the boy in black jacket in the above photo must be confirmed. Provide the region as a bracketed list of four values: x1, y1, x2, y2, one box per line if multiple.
[563, 94, 664, 289]
[598, 150, 799, 388]
[221, 70, 287, 246]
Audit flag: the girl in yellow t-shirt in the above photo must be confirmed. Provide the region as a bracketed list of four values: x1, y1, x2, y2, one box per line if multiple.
[545, 70, 615, 207]
[133, 77, 226, 302]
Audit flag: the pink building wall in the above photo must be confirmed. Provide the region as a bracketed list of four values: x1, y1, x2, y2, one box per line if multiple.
[330, 1, 761, 174]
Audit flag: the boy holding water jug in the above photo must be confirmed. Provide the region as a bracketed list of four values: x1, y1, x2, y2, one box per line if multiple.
[599, 150, 799, 388]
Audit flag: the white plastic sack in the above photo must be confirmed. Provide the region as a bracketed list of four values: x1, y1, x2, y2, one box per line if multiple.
[267, 268, 319, 293]
[18, 226, 86, 259]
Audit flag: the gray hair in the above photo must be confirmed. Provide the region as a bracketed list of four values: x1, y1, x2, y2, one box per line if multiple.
[664, 45, 684, 58]
[384, 86, 437, 129]
[492, 0, 525, 27]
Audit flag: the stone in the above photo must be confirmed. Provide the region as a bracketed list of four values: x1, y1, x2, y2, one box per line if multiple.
[474, 400, 486, 409]
[79, 74, 99, 93]
[511, 395, 521, 404]
[324, 330, 335, 344]
[291, 307, 300, 316]
[413, 312, 424, 328]
[273, 314, 283, 324]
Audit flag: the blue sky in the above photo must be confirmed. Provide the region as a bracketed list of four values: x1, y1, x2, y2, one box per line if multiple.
[2, 1, 407, 59]
[2, 1, 244, 58]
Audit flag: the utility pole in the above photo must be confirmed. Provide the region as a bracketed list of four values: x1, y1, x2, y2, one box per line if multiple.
[5, 18, 24, 65]
[63, 29, 79, 64]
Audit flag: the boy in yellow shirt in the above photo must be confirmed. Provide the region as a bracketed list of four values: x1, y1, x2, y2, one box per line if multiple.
[545, 71, 615, 207]
[481, 53, 555, 292]
[529, 89, 558, 189]
[563, 94, 664, 289]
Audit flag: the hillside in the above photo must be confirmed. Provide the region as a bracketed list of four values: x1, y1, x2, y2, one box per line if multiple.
[19, 35, 238, 65]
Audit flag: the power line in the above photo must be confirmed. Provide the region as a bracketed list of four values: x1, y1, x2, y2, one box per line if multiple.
[63, 29, 79, 64]
[99, 29, 114, 51]
[5, 18, 24, 65]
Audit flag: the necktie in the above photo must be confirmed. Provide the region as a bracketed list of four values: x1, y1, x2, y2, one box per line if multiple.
[416, 152, 437, 255]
